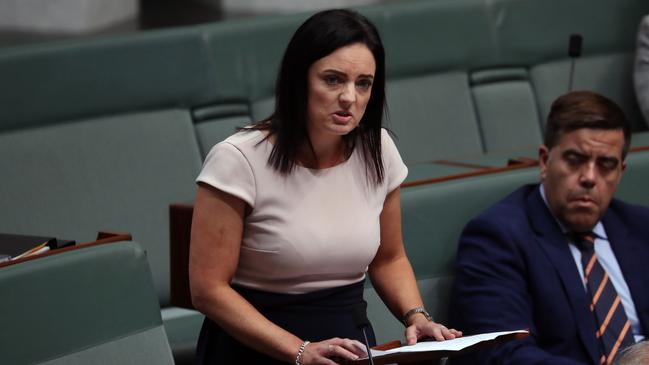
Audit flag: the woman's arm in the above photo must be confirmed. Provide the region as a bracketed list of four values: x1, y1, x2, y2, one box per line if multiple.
[189, 184, 365, 364]
[368, 188, 462, 345]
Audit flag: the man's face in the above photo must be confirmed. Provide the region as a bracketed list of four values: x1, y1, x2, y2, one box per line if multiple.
[540, 128, 626, 232]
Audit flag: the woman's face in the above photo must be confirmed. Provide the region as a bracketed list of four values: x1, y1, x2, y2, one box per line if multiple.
[306, 43, 376, 141]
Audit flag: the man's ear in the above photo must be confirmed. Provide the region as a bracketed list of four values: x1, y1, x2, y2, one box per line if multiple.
[539, 145, 549, 180]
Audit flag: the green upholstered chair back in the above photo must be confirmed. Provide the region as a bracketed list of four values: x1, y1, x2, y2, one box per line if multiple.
[0, 241, 174, 365]
[616, 149, 649, 206]
[0, 27, 214, 306]
[0, 110, 202, 305]
[0, 27, 217, 133]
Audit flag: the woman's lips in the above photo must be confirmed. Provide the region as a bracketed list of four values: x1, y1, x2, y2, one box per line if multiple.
[332, 111, 352, 124]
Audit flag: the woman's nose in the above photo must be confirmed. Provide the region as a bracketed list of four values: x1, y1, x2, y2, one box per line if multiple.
[339, 83, 356, 104]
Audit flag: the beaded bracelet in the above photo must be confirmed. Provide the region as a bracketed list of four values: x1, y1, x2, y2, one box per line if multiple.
[295, 340, 310, 365]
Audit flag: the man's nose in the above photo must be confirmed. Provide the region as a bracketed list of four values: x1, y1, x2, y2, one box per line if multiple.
[579, 162, 597, 188]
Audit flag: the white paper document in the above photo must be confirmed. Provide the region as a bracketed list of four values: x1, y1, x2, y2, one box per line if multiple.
[369, 329, 529, 357]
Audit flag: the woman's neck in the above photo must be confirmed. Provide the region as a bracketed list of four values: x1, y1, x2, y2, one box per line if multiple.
[299, 133, 347, 169]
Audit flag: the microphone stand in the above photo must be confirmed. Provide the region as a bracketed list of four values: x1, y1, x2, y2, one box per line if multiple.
[568, 34, 583, 91]
[361, 325, 375, 365]
[352, 303, 375, 365]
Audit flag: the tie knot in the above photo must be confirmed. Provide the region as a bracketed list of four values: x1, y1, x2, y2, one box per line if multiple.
[570, 232, 595, 252]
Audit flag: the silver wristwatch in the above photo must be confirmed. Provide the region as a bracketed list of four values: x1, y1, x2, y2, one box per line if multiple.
[402, 306, 433, 326]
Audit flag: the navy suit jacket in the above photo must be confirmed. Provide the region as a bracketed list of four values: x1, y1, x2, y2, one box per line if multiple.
[449, 184, 649, 365]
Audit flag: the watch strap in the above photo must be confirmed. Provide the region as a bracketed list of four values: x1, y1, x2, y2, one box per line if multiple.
[402, 306, 432, 326]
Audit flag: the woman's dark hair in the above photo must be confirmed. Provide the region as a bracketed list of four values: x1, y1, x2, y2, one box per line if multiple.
[253, 8, 387, 185]
[545, 90, 631, 159]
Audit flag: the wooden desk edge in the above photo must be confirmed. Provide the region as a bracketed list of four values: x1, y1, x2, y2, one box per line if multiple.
[0, 231, 132, 269]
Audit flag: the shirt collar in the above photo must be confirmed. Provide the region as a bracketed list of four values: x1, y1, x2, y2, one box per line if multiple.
[539, 184, 606, 240]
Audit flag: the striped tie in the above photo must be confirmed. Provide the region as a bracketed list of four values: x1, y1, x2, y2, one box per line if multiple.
[572, 232, 635, 365]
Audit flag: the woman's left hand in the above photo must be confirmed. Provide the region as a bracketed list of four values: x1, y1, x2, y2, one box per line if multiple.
[404, 316, 462, 345]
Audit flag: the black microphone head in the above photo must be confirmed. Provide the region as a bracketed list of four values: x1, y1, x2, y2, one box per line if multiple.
[351, 302, 370, 329]
[569, 34, 583, 58]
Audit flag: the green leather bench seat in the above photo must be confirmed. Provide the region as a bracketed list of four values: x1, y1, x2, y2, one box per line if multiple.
[161, 307, 206, 365]
[192, 103, 251, 157]
[405, 163, 476, 184]
[616, 150, 649, 206]
[386, 72, 483, 163]
[531, 53, 645, 132]
[0, 109, 202, 305]
[408, 0, 649, 152]
[0, 22, 221, 365]
[632, 131, 649, 147]
[443, 148, 539, 168]
[0, 27, 217, 132]
[251, 96, 277, 123]
[372, 0, 496, 74]
[471, 68, 543, 153]
[0, 241, 174, 364]
[193, 0, 649, 166]
[0, 109, 203, 363]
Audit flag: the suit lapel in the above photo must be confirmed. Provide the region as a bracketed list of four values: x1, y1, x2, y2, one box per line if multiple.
[525, 187, 600, 364]
[602, 208, 649, 335]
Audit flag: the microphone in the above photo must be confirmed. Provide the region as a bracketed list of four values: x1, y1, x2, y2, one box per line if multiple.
[568, 34, 583, 91]
[351, 302, 375, 365]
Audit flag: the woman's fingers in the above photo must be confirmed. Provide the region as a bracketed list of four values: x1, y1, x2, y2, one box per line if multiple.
[405, 321, 464, 344]
[302, 337, 368, 365]
[405, 325, 419, 345]
[336, 338, 368, 357]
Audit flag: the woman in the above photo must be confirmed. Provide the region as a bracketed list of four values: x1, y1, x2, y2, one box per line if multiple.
[190, 9, 461, 365]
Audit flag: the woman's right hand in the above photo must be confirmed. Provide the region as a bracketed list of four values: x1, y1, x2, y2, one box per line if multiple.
[300, 337, 368, 365]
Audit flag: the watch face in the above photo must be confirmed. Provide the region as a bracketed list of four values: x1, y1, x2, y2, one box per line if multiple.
[419, 309, 432, 320]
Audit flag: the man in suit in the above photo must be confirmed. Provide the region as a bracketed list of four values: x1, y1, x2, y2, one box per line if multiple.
[449, 91, 649, 365]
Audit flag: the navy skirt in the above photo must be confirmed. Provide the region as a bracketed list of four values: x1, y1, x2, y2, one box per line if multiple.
[195, 280, 376, 364]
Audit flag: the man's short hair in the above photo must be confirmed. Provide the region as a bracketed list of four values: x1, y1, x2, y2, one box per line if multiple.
[612, 341, 649, 365]
[544, 90, 631, 159]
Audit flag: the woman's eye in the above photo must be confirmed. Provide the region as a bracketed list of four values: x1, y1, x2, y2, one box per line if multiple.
[324, 75, 340, 85]
[357, 79, 373, 90]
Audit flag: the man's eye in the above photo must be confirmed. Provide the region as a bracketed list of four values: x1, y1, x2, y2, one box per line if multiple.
[598, 159, 619, 171]
[564, 154, 585, 166]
